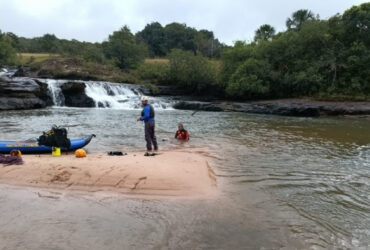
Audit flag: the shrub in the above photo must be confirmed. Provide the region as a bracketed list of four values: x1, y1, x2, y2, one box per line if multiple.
[167, 49, 218, 94]
[136, 61, 170, 84]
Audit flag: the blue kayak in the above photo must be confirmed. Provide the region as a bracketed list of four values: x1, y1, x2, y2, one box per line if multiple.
[0, 134, 95, 154]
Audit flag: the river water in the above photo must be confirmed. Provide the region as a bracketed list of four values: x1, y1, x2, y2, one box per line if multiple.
[0, 107, 370, 249]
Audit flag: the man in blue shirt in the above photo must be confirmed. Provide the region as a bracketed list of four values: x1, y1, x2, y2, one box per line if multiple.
[137, 96, 158, 152]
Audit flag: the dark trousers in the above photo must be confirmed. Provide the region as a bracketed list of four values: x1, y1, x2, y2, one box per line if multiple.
[144, 121, 158, 151]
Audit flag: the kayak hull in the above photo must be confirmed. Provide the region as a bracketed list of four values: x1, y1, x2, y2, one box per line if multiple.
[0, 135, 95, 154]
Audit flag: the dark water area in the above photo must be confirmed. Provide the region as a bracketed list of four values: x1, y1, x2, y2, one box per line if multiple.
[0, 108, 370, 249]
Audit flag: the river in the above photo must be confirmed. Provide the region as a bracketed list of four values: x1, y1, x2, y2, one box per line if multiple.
[0, 107, 369, 249]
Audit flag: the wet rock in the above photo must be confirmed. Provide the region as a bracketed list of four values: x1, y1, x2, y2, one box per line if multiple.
[173, 101, 224, 112]
[173, 100, 370, 117]
[155, 86, 189, 96]
[0, 77, 50, 110]
[0, 97, 46, 110]
[130, 85, 152, 96]
[61, 81, 86, 93]
[13, 66, 31, 77]
[60, 81, 95, 108]
[104, 84, 115, 96]
[34, 79, 53, 106]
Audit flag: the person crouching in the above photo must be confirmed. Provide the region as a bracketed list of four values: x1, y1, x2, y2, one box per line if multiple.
[175, 123, 190, 141]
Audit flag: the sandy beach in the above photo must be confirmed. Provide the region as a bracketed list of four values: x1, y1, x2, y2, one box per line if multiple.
[0, 150, 217, 198]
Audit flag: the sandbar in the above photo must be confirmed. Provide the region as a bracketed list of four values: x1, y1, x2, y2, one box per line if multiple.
[0, 151, 217, 199]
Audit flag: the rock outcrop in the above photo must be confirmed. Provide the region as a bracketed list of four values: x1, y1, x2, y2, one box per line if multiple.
[0, 77, 52, 110]
[173, 99, 370, 117]
[60, 81, 95, 107]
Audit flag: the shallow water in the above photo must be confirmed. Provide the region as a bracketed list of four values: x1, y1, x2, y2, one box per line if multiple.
[0, 108, 370, 249]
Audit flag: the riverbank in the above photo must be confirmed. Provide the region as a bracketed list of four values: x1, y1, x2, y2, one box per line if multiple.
[1, 66, 370, 116]
[0, 151, 217, 199]
[1, 74, 370, 116]
[174, 99, 370, 117]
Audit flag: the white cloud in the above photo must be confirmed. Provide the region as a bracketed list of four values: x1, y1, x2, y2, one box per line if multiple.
[0, 0, 367, 45]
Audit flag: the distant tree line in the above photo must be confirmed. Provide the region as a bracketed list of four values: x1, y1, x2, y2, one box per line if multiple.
[0, 22, 223, 69]
[136, 22, 223, 58]
[1, 3, 369, 100]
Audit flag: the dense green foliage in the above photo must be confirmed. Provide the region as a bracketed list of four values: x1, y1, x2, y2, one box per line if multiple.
[254, 25, 276, 42]
[2, 22, 223, 70]
[0, 30, 17, 65]
[136, 22, 167, 57]
[223, 3, 370, 100]
[1, 3, 369, 101]
[4, 22, 223, 65]
[137, 50, 218, 95]
[136, 61, 170, 85]
[136, 22, 223, 58]
[167, 49, 218, 94]
[102, 26, 148, 70]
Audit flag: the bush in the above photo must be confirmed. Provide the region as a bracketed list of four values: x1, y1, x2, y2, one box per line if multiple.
[226, 58, 271, 99]
[103, 26, 148, 70]
[0, 37, 17, 65]
[136, 61, 170, 84]
[167, 49, 218, 94]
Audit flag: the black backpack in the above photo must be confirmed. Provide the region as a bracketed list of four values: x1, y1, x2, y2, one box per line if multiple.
[38, 126, 71, 148]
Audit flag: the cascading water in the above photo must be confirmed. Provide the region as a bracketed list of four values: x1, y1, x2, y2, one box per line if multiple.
[0, 68, 18, 78]
[84, 81, 141, 109]
[45, 79, 65, 106]
[42, 79, 173, 110]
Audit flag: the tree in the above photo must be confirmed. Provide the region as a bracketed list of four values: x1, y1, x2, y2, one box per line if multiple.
[136, 22, 166, 57]
[81, 43, 105, 63]
[195, 29, 222, 58]
[226, 58, 272, 99]
[254, 24, 276, 42]
[286, 9, 316, 30]
[221, 41, 254, 86]
[103, 26, 148, 70]
[0, 30, 17, 65]
[168, 49, 217, 94]
[3, 32, 20, 50]
[342, 3, 370, 45]
[38, 34, 59, 53]
[164, 23, 197, 54]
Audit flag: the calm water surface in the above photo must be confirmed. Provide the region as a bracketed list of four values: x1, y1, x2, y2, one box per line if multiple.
[0, 108, 369, 249]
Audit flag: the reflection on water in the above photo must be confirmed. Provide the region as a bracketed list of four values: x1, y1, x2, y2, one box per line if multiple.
[0, 108, 370, 249]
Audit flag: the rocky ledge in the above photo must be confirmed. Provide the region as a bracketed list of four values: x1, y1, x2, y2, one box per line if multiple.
[60, 81, 95, 107]
[173, 99, 370, 117]
[0, 77, 53, 110]
[0, 76, 96, 110]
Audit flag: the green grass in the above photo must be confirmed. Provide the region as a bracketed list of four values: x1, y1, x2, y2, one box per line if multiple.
[144, 58, 169, 64]
[17, 53, 60, 65]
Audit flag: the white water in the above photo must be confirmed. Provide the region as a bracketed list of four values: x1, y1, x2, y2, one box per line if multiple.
[42, 79, 173, 110]
[45, 79, 65, 106]
[0, 68, 17, 78]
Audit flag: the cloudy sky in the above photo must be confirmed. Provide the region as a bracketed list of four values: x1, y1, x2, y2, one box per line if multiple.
[0, 0, 367, 45]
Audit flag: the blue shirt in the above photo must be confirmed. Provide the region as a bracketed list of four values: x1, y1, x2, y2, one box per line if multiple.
[140, 105, 155, 122]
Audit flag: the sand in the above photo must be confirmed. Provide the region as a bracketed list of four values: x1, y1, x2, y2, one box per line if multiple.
[0, 150, 217, 198]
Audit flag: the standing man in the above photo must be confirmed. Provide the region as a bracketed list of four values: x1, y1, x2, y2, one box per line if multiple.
[137, 96, 158, 153]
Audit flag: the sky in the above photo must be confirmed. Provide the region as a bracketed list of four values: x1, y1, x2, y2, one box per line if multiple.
[0, 0, 367, 45]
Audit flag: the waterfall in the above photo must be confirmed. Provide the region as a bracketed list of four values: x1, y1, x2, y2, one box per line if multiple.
[0, 68, 17, 78]
[84, 82, 141, 109]
[45, 79, 65, 106]
[43, 79, 173, 110]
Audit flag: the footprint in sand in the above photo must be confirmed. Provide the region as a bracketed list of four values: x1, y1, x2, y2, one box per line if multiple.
[84, 171, 91, 178]
[51, 170, 72, 182]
